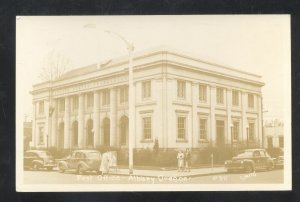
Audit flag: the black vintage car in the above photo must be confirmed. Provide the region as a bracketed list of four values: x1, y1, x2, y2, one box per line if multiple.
[224, 149, 274, 173]
[57, 150, 101, 174]
[24, 150, 56, 170]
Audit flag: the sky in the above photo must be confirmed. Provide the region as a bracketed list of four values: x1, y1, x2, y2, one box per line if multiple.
[16, 15, 290, 121]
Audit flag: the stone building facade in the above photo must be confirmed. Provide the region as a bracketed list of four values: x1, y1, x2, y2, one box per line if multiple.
[31, 47, 264, 151]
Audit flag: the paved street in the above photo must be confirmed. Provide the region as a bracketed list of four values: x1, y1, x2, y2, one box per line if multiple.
[23, 169, 283, 184]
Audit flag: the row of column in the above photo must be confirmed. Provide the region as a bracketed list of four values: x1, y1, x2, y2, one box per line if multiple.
[203, 85, 262, 146]
[49, 87, 119, 149]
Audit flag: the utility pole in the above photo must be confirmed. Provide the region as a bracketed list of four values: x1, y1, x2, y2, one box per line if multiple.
[105, 30, 135, 174]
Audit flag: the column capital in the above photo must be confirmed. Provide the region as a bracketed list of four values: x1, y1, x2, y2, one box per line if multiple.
[226, 87, 232, 91]
[209, 84, 216, 88]
[192, 81, 198, 86]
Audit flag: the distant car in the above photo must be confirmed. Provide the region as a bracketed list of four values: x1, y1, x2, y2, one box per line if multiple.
[24, 150, 56, 171]
[274, 148, 284, 168]
[57, 150, 101, 174]
[224, 149, 274, 173]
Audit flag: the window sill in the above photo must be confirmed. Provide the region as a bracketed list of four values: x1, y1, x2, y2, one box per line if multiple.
[198, 139, 209, 143]
[199, 100, 207, 103]
[142, 97, 151, 101]
[176, 139, 188, 143]
[140, 139, 153, 143]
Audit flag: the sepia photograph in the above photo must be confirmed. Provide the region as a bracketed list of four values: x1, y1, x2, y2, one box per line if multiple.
[15, 15, 291, 191]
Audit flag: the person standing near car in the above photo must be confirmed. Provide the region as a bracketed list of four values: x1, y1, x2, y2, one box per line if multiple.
[99, 151, 110, 175]
[177, 150, 185, 172]
[184, 148, 191, 172]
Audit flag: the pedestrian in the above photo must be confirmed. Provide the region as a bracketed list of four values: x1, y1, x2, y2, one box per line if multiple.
[99, 151, 110, 175]
[177, 150, 185, 172]
[184, 148, 191, 172]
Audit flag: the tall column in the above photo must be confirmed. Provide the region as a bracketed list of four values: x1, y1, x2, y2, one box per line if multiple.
[64, 96, 70, 149]
[110, 87, 117, 147]
[162, 73, 168, 148]
[93, 91, 100, 148]
[32, 101, 36, 148]
[51, 99, 57, 147]
[191, 82, 198, 148]
[78, 93, 85, 148]
[241, 91, 248, 146]
[257, 94, 262, 148]
[226, 88, 232, 145]
[210, 85, 216, 146]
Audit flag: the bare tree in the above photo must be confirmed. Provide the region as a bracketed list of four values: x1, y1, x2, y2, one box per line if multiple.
[38, 50, 70, 82]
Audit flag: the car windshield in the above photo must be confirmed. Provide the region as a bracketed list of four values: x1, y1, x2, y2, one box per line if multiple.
[85, 152, 100, 159]
[236, 151, 253, 158]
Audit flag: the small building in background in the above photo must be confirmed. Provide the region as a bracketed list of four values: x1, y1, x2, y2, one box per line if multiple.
[263, 119, 284, 149]
[23, 121, 32, 151]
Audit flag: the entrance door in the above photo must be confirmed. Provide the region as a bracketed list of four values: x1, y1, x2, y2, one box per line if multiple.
[216, 120, 225, 147]
[103, 118, 110, 146]
[58, 122, 64, 149]
[120, 116, 128, 146]
[86, 119, 94, 148]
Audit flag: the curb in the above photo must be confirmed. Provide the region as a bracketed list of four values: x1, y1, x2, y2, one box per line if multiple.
[101, 170, 227, 178]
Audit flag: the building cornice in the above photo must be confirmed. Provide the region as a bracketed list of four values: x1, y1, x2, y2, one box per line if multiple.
[32, 46, 265, 95]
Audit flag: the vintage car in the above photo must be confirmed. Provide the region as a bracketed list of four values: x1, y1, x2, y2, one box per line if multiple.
[57, 150, 101, 174]
[274, 148, 284, 168]
[224, 149, 274, 173]
[24, 150, 56, 170]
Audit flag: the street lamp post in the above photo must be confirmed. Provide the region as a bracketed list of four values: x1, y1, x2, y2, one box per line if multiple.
[230, 123, 233, 156]
[246, 124, 249, 149]
[105, 31, 135, 174]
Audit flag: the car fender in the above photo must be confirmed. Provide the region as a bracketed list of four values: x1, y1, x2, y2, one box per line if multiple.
[78, 161, 89, 170]
[32, 160, 44, 166]
[243, 159, 255, 167]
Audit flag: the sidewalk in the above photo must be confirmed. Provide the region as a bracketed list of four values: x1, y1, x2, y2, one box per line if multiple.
[107, 166, 227, 178]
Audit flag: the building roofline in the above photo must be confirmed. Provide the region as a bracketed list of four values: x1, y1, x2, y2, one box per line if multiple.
[32, 46, 264, 91]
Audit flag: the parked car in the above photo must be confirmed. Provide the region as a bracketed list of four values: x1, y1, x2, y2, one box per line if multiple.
[57, 150, 101, 174]
[24, 150, 56, 171]
[274, 148, 284, 168]
[224, 149, 274, 173]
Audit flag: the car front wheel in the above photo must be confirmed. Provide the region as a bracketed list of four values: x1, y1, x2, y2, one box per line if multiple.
[244, 164, 253, 173]
[32, 163, 40, 171]
[58, 164, 65, 173]
[267, 163, 273, 171]
[77, 165, 85, 175]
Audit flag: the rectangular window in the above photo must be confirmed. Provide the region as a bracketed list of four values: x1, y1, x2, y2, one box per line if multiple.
[177, 117, 186, 140]
[58, 98, 65, 112]
[143, 117, 152, 140]
[248, 93, 254, 108]
[142, 81, 151, 99]
[39, 127, 44, 144]
[216, 120, 225, 145]
[199, 84, 207, 102]
[72, 95, 79, 111]
[216, 88, 224, 104]
[87, 93, 94, 108]
[248, 123, 255, 141]
[102, 89, 110, 106]
[232, 121, 239, 141]
[120, 86, 128, 103]
[177, 80, 186, 98]
[267, 137, 273, 148]
[232, 90, 239, 106]
[279, 136, 284, 148]
[199, 118, 207, 140]
[39, 101, 44, 114]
